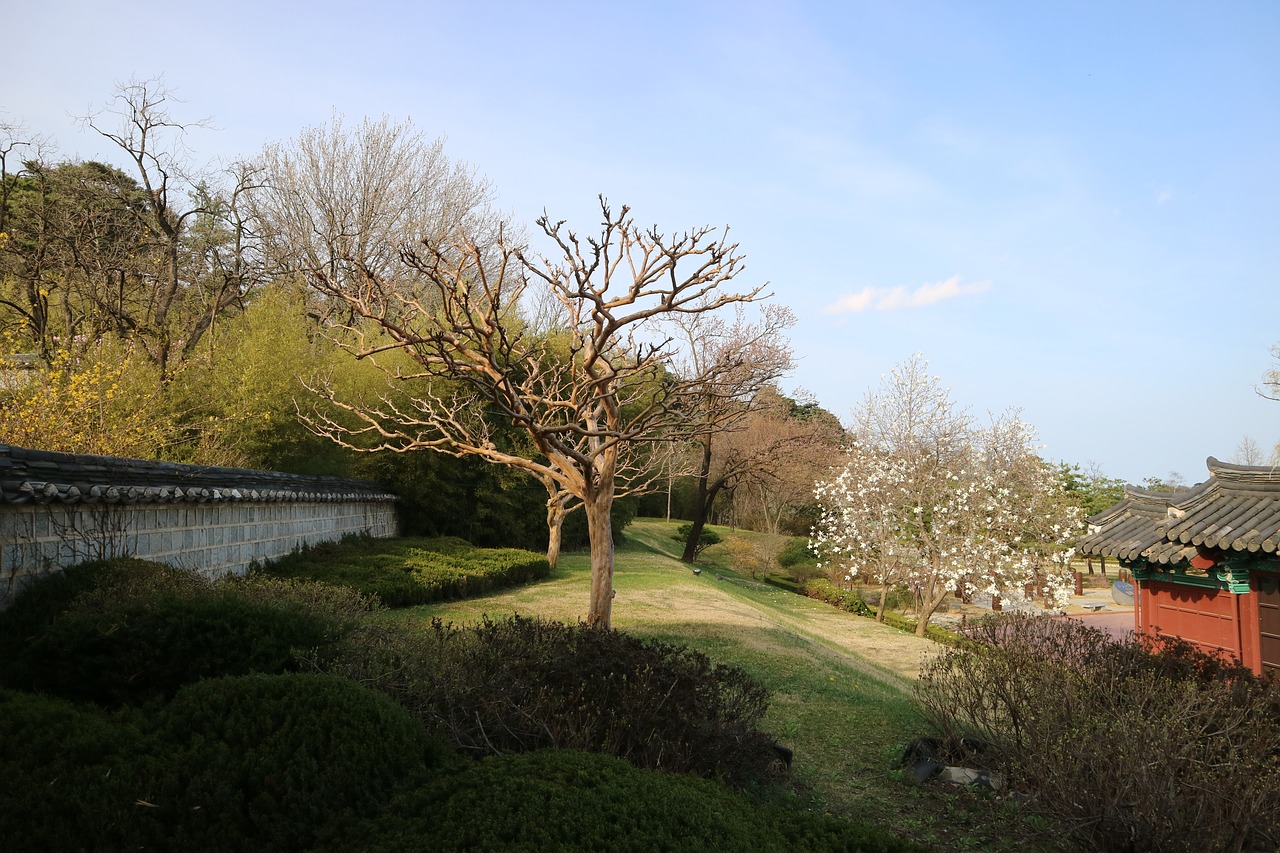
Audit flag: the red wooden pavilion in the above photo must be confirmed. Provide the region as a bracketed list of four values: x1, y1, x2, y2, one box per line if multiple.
[1078, 458, 1280, 678]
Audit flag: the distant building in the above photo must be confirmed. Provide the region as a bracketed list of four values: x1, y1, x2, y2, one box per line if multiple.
[1078, 457, 1280, 678]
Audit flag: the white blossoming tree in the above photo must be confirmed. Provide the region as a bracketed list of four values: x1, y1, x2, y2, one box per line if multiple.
[811, 441, 915, 621]
[810, 355, 1081, 635]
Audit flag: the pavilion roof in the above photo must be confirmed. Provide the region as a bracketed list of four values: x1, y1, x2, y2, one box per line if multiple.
[1078, 457, 1280, 565]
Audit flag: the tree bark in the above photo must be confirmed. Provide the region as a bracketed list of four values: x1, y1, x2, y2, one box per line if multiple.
[585, 490, 615, 629]
[916, 565, 950, 635]
[681, 438, 727, 563]
[546, 499, 565, 570]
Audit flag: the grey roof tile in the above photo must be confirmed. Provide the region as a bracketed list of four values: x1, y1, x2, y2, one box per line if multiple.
[1079, 457, 1280, 564]
[0, 444, 395, 506]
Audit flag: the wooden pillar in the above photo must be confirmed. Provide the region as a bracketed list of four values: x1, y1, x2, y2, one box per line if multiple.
[1074, 571, 1084, 596]
[1238, 581, 1262, 676]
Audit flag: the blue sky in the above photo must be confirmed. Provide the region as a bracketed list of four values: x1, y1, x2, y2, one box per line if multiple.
[4, 0, 1277, 485]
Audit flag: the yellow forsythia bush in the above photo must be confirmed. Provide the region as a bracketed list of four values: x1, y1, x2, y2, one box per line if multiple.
[0, 337, 175, 458]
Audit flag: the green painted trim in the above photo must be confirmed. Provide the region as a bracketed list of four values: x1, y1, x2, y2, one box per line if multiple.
[1223, 553, 1280, 575]
[1127, 557, 1252, 593]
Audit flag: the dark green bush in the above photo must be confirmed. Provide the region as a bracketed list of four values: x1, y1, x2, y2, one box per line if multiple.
[880, 583, 914, 612]
[763, 574, 803, 593]
[777, 537, 816, 569]
[358, 451, 551, 548]
[804, 578, 874, 617]
[341, 748, 924, 853]
[672, 522, 722, 558]
[0, 674, 453, 852]
[144, 673, 452, 851]
[0, 689, 156, 851]
[257, 536, 551, 607]
[917, 613, 1280, 852]
[329, 615, 781, 787]
[0, 559, 209, 683]
[7, 582, 344, 706]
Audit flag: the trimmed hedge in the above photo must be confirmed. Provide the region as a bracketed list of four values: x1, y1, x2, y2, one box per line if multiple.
[804, 578, 874, 617]
[0, 675, 451, 852]
[339, 748, 926, 853]
[0, 689, 154, 851]
[878, 611, 965, 646]
[803, 579, 963, 645]
[144, 673, 451, 851]
[777, 537, 816, 569]
[0, 560, 376, 706]
[257, 535, 551, 607]
[763, 574, 803, 593]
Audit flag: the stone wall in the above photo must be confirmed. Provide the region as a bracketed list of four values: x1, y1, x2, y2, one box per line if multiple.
[1, 444, 397, 604]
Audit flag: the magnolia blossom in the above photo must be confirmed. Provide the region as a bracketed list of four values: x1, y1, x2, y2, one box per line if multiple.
[810, 357, 1083, 632]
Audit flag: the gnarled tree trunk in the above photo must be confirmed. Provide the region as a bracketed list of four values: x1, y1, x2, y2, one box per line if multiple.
[584, 487, 615, 629]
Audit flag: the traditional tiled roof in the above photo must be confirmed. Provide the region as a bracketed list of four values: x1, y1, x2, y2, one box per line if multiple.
[1079, 457, 1280, 565]
[0, 444, 396, 506]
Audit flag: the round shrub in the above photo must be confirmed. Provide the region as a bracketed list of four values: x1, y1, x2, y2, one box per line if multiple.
[146, 673, 453, 851]
[0, 558, 207, 688]
[221, 573, 383, 632]
[673, 522, 722, 558]
[403, 616, 781, 786]
[777, 537, 816, 569]
[0, 689, 156, 850]
[342, 749, 922, 853]
[10, 589, 338, 706]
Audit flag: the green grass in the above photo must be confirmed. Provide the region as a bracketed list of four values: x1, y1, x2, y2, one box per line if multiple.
[257, 535, 549, 607]
[410, 519, 1076, 852]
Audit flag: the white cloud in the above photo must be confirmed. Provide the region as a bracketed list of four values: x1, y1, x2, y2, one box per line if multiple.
[824, 275, 991, 314]
[1156, 188, 1174, 205]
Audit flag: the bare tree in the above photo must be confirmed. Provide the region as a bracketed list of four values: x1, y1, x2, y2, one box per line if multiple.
[530, 434, 663, 570]
[300, 198, 772, 628]
[732, 390, 843, 535]
[1234, 435, 1265, 466]
[253, 113, 509, 289]
[78, 78, 262, 372]
[1256, 344, 1280, 465]
[668, 305, 796, 562]
[1261, 342, 1280, 402]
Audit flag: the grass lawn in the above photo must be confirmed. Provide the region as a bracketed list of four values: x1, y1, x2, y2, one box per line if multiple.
[404, 518, 1074, 853]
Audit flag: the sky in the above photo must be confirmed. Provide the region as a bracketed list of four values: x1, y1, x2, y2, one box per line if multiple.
[3, 0, 1277, 486]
